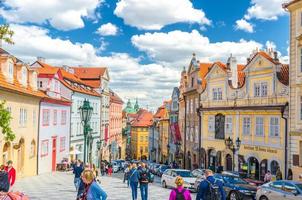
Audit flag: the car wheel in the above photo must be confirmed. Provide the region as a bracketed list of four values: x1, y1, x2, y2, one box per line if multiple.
[162, 180, 167, 188]
[259, 196, 268, 200]
[229, 191, 239, 200]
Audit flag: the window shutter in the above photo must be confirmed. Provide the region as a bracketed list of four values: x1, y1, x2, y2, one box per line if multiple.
[293, 154, 300, 166]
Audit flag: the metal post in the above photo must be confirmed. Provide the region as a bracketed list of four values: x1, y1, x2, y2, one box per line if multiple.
[83, 125, 87, 164]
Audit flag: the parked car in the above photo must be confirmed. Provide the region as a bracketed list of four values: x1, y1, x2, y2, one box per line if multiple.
[152, 164, 161, 175]
[111, 161, 119, 173]
[157, 165, 171, 177]
[192, 169, 206, 192]
[161, 169, 196, 191]
[222, 171, 264, 186]
[214, 173, 257, 200]
[256, 180, 302, 200]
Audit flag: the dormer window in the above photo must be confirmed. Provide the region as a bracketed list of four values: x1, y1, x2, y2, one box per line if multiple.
[212, 88, 222, 100]
[21, 67, 27, 86]
[8, 61, 13, 80]
[32, 72, 37, 90]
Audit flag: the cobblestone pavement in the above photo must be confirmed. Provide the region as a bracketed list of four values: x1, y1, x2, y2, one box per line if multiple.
[13, 172, 196, 200]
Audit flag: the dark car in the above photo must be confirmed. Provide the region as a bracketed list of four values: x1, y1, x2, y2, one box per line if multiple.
[214, 174, 257, 200]
[157, 165, 171, 177]
[222, 171, 264, 186]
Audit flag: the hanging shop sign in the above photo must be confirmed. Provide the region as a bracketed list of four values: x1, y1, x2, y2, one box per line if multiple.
[243, 145, 277, 154]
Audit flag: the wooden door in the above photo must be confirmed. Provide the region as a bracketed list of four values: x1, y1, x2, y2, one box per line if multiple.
[52, 137, 57, 171]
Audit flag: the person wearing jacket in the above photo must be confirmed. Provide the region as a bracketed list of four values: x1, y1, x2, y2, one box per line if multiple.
[4, 161, 16, 188]
[138, 163, 150, 200]
[169, 176, 192, 200]
[80, 169, 107, 200]
[129, 163, 140, 200]
[196, 169, 226, 200]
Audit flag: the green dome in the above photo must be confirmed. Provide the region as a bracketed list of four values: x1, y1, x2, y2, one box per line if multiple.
[123, 99, 137, 114]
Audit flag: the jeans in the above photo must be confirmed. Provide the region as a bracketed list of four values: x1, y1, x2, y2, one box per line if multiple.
[140, 184, 148, 200]
[130, 181, 138, 200]
[74, 177, 81, 191]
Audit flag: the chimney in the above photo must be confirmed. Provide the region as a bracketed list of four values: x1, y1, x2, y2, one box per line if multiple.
[227, 54, 238, 88]
[247, 57, 251, 64]
[273, 51, 279, 62]
[37, 57, 45, 63]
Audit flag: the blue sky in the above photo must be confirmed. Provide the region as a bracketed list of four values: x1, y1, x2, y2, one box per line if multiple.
[0, 0, 290, 110]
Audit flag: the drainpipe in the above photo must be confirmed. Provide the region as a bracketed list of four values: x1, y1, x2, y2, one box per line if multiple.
[69, 92, 74, 162]
[197, 94, 202, 168]
[281, 102, 289, 179]
[184, 96, 187, 169]
[36, 99, 42, 175]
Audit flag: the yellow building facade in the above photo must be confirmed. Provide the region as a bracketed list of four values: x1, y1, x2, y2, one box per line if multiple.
[198, 51, 289, 180]
[130, 110, 152, 160]
[0, 49, 44, 178]
[284, 0, 302, 180]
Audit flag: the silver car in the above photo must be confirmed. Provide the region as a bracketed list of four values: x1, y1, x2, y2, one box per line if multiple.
[256, 180, 302, 200]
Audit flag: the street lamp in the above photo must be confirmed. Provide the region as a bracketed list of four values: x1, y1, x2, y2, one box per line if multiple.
[96, 140, 101, 170]
[79, 99, 93, 164]
[224, 136, 241, 171]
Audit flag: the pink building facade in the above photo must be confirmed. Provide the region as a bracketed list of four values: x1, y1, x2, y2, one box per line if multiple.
[108, 90, 123, 160]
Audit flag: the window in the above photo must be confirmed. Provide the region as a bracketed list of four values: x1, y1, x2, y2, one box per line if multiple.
[21, 67, 27, 85]
[270, 117, 280, 137]
[212, 88, 222, 100]
[191, 77, 194, 87]
[254, 82, 268, 97]
[140, 136, 143, 142]
[41, 140, 49, 157]
[243, 117, 251, 135]
[145, 136, 148, 141]
[270, 181, 283, 190]
[225, 116, 232, 134]
[19, 108, 27, 127]
[60, 137, 66, 152]
[208, 116, 215, 132]
[42, 109, 50, 126]
[8, 62, 13, 79]
[61, 110, 67, 125]
[39, 81, 43, 88]
[255, 117, 264, 136]
[53, 110, 57, 125]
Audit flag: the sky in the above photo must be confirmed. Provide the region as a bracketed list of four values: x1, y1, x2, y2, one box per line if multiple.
[0, 0, 290, 111]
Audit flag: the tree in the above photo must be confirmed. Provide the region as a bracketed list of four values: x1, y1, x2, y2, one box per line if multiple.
[0, 24, 14, 47]
[0, 101, 15, 141]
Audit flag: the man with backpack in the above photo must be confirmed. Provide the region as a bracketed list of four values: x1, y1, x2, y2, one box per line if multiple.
[169, 176, 192, 200]
[196, 169, 226, 200]
[138, 163, 151, 200]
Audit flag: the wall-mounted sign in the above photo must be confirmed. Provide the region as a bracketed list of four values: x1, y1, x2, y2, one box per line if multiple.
[243, 145, 278, 154]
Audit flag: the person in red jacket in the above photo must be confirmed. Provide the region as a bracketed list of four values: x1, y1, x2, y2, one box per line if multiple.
[5, 160, 16, 187]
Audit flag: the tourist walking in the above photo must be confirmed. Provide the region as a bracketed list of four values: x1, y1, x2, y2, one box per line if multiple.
[276, 167, 283, 180]
[4, 161, 16, 188]
[124, 165, 131, 187]
[169, 176, 192, 200]
[101, 162, 105, 176]
[78, 169, 107, 200]
[129, 163, 140, 200]
[196, 169, 226, 200]
[107, 164, 113, 176]
[264, 170, 272, 183]
[73, 160, 84, 191]
[138, 163, 151, 200]
[0, 165, 9, 192]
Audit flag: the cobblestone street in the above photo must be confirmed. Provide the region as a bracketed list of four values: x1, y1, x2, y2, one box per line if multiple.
[13, 172, 196, 200]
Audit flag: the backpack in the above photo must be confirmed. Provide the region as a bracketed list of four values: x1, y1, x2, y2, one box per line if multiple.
[174, 188, 185, 200]
[204, 179, 221, 200]
[140, 170, 149, 183]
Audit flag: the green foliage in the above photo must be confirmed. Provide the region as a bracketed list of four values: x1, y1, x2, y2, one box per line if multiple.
[0, 24, 14, 45]
[0, 101, 15, 141]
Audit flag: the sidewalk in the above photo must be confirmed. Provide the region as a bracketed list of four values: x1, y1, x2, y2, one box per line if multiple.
[13, 172, 195, 200]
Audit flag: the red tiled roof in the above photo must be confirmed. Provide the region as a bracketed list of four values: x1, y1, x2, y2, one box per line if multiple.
[277, 64, 289, 86]
[110, 90, 123, 104]
[73, 67, 106, 79]
[131, 110, 153, 127]
[154, 105, 166, 119]
[237, 64, 246, 88]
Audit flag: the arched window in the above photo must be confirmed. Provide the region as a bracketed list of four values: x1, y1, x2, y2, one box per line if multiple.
[270, 160, 280, 175]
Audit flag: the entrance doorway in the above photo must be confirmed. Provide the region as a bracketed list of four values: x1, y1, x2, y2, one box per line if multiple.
[226, 154, 233, 171]
[52, 137, 57, 171]
[208, 149, 217, 171]
[248, 157, 260, 180]
[260, 159, 268, 181]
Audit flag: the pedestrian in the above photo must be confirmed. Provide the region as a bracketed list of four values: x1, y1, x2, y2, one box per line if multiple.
[92, 164, 100, 183]
[196, 169, 226, 200]
[4, 161, 16, 188]
[107, 164, 113, 176]
[0, 165, 9, 192]
[129, 163, 140, 200]
[124, 165, 131, 187]
[138, 163, 151, 200]
[78, 169, 107, 200]
[169, 176, 192, 200]
[287, 168, 293, 180]
[276, 167, 283, 180]
[101, 162, 105, 176]
[73, 160, 84, 191]
[264, 170, 272, 183]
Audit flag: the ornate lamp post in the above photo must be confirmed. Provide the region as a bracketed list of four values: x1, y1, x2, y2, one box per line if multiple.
[79, 99, 93, 164]
[224, 136, 241, 171]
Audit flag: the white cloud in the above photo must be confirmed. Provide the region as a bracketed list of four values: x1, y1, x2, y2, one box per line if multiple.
[244, 0, 286, 21]
[97, 23, 118, 36]
[235, 19, 254, 33]
[0, 0, 102, 30]
[3, 24, 179, 110]
[114, 0, 210, 30]
[131, 30, 264, 66]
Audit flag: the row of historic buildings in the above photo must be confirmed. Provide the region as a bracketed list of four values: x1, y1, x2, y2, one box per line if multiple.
[0, 48, 124, 178]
